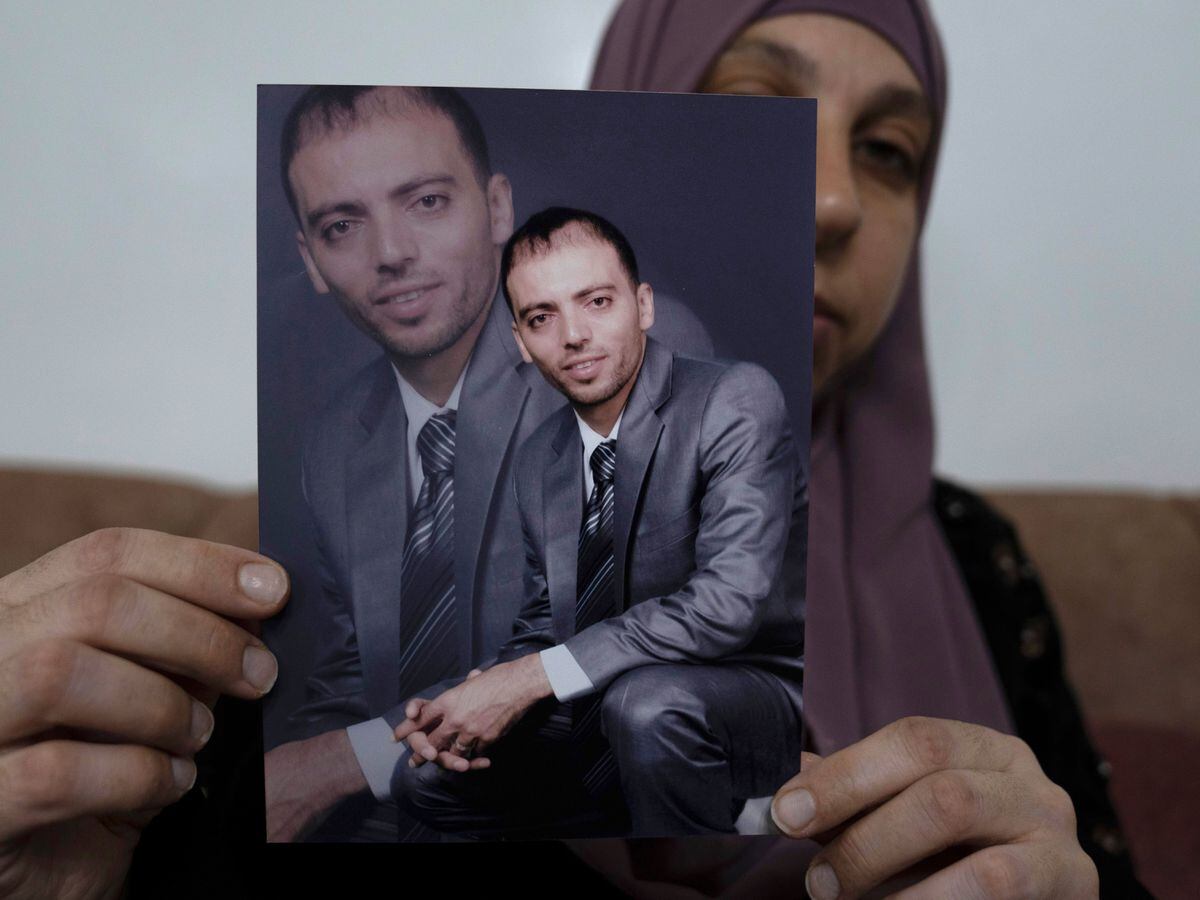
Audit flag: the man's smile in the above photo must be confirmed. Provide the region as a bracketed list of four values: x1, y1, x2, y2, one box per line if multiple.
[562, 354, 607, 379]
[373, 281, 442, 306]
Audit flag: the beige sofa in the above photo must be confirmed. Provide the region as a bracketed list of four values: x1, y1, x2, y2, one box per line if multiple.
[2, 467, 1196, 897]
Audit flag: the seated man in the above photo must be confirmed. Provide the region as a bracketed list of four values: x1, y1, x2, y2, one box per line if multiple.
[393, 207, 806, 838]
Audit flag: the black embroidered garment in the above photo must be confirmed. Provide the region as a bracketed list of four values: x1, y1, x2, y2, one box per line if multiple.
[934, 479, 1147, 898]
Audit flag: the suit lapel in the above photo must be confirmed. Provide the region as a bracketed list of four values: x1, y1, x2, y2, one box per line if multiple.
[613, 339, 671, 611]
[455, 298, 531, 663]
[545, 413, 583, 643]
[345, 358, 409, 714]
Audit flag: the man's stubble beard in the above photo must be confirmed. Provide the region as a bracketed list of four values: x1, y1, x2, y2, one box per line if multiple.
[550, 337, 645, 414]
[382, 287, 488, 361]
[342, 265, 496, 363]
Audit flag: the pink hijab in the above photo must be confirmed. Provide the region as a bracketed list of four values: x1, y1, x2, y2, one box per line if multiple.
[592, 0, 1012, 751]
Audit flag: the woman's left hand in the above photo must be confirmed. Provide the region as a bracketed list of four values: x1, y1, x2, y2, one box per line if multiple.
[768, 716, 1098, 899]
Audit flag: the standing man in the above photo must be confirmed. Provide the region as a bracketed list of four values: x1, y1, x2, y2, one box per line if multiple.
[395, 207, 805, 837]
[263, 88, 710, 841]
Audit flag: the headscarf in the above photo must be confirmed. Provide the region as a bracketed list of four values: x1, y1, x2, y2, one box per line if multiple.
[591, 0, 1013, 751]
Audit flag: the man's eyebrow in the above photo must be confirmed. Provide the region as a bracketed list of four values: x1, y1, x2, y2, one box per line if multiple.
[518, 299, 556, 320]
[389, 173, 457, 201]
[304, 174, 458, 229]
[572, 282, 617, 300]
[718, 36, 816, 84]
[305, 201, 363, 230]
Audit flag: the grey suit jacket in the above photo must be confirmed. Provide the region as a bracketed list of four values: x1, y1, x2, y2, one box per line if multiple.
[288, 296, 716, 734]
[499, 338, 805, 714]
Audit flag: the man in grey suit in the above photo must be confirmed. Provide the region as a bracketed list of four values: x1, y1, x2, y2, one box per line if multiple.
[394, 207, 805, 837]
[262, 89, 711, 841]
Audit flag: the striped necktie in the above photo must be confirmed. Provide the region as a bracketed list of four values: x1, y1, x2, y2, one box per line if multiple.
[541, 439, 620, 745]
[397, 410, 458, 707]
[571, 439, 620, 797]
[576, 440, 618, 632]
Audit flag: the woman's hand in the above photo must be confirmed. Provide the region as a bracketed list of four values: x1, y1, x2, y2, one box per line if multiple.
[767, 717, 1098, 899]
[0, 528, 288, 899]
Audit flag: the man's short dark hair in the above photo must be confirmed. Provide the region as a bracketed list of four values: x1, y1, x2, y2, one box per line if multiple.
[501, 207, 641, 316]
[279, 85, 492, 224]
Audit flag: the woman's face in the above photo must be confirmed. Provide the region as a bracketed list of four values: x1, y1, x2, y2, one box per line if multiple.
[699, 13, 932, 398]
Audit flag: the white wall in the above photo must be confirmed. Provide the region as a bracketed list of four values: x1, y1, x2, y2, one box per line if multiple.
[923, 1, 1200, 490]
[1, 1, 1195, 490]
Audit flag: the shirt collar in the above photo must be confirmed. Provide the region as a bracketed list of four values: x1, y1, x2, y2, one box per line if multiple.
[392, 359, 467, 429]
[575, 408, 623, 460]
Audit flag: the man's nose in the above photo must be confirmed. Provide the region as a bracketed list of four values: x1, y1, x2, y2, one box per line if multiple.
[562, 309, 591, 347]
[814, 123, 863, 255]
[373, 214, 419, 273]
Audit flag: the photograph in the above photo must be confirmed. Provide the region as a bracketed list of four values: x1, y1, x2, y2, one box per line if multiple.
[257, 84, 815, 841]
[4, 0, 1191, 894]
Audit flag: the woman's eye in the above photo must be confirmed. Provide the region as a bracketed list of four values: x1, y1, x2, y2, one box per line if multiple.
[856, 140, 916, 178]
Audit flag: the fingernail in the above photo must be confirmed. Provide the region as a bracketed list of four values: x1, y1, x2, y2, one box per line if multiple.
[772, 787, 815, 833]
[243, 646, 279, 693]
[422, 746, 437, 760]
[172, 756, 197, 793]
[238, 562, 287, 605]
[191, 701, 214, 746]
[806, 863, 840, 900]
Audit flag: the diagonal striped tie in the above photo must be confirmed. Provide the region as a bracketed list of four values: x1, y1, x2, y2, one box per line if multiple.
[398, 410, 459, 725]
[542, 438, 619, 742]
[576, 440, 618, 633]
[569, 440, 621, 797]
[394, 411, 458, 842]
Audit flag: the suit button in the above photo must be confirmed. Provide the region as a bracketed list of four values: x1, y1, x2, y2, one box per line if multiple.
[1097, 758, 1113, 779]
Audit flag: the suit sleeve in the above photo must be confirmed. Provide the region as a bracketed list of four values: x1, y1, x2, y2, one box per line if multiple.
[564, 363, 797, 692]
[495, 449, 558, 663]
[285, 443, 371, 737]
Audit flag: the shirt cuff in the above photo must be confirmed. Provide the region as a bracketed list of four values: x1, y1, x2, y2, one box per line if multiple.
[346, 718, 411, 802]
[540, 645, 595, 701]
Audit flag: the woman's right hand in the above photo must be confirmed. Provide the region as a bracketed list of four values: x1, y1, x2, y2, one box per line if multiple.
[0, 528, 288, 899]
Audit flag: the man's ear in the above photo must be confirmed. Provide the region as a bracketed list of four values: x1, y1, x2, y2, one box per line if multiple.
[296, 230, 330, 295]
[487, 173, 514, 245]
[637, 282, 655, 332]
[510, 319, 534, 365]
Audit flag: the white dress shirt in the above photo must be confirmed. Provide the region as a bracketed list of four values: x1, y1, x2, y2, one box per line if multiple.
[344, 362, 467, 801]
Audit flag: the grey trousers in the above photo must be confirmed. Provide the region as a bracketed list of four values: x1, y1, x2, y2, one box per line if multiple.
[394, 663, 803, 839]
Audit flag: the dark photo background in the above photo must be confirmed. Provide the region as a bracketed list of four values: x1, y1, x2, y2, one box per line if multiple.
[257, 85, 815, 745]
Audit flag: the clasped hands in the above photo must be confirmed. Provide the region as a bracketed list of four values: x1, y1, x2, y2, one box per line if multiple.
[392, 653, 553, 773]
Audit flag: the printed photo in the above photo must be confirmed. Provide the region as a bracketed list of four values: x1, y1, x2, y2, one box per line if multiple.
[258, 85, 815, 841]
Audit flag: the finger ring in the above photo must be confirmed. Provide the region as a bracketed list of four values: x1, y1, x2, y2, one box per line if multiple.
[452, 739, 474, 756]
